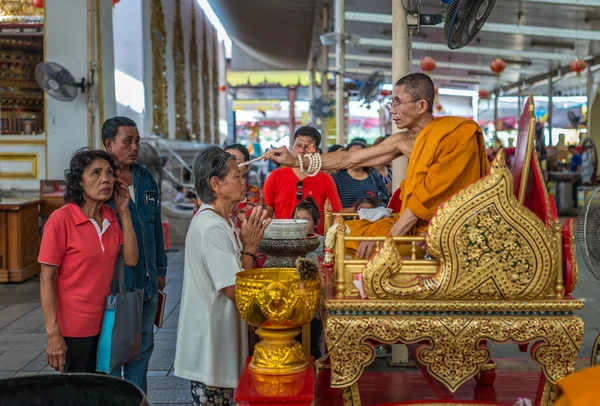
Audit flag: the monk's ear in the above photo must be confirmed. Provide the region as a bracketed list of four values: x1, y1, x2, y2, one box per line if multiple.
[419, 99, 430, 114]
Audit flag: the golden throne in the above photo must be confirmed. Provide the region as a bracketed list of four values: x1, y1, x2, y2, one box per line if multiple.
[320, 96, 583, 406]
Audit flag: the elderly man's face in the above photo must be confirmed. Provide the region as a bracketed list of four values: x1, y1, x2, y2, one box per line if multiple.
[106, 126, 141, 168]
[389, 85, 429, 130]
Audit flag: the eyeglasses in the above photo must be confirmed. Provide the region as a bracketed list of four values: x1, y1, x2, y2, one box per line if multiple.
[386, 99, 419, 109]
[296, 180, 303, 201]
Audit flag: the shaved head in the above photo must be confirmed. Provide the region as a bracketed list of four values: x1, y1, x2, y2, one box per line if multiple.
[395, 73, 435, 114]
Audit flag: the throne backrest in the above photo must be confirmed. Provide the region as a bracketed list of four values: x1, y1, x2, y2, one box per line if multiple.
[510, 95, 556, 227]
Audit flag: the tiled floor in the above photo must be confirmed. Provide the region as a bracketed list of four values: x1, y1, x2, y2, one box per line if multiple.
[1, 237, 600, 404]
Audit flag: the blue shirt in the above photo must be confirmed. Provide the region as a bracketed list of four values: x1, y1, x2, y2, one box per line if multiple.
[109, 163, 168, 299]
[571, 154, 582, 172]
[333, 169, 388, 208]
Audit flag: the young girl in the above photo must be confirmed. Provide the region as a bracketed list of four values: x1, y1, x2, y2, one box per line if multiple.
[354, 196, 379, 212]
[292, 197, 324, 261]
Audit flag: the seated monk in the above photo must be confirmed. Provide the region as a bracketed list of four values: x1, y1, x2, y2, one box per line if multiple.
[269, 73, 489, 258]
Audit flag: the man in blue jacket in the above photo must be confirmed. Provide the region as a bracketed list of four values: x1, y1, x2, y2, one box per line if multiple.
[102, 116, 168, 393]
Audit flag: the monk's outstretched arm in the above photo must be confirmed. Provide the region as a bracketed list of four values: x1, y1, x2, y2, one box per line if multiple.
[269, 132, 410, 171]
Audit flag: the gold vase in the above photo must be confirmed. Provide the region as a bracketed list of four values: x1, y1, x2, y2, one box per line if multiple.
[236, 268, 321, 375]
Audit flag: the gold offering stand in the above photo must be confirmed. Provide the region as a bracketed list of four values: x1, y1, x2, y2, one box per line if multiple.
[320, 97, 583, 406]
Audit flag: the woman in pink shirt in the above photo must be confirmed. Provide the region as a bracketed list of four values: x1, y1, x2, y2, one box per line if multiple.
[38, 148, 138, 373]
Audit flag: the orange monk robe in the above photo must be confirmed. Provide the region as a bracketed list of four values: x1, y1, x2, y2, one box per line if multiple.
[345, 116, 489, 255]
[554, 365, 600, 405]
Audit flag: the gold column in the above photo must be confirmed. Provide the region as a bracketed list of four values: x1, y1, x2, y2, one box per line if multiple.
[173, 0, 186, 139]
[189, 1, 200, 140]
[212, 26, 219, 144]
[201, 9, 211, 143]
[151, 0, 168, 137]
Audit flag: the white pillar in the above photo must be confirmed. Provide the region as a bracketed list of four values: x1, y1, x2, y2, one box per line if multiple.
[390, 0, 409, 192]
[45, 0, 92, 178]
[334, 0, 345, 145]
[97, 0, 116, 142]
[548, 78, 553, 145]
[390, 0, 410, 366]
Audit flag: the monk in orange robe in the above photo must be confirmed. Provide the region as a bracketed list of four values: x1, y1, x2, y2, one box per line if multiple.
[553, 365, 600, 405]
[269, 73, 489, 257]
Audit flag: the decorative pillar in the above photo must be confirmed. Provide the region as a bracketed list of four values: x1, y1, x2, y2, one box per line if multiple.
[201, 9, 210, 143]
[334, 0, 345, 145]
[390, 0, 410, 192]
[289, 86, 297, 138]
[189, 1, 200, 140]
[172, 0, 186, 139]
[212, 26, 219, 144]
[587, 66, 593, 141]
[548, 77, 554, 146]
[320, 5, 329, 150]
[150, 0, 168, 137]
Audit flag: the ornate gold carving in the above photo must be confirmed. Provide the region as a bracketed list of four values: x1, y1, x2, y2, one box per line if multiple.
[212, 26, 219, 144]
[172, 0, 186, 139]
[189, 1, 200, 139]
[0, 0, 43, 23]
[568, 220, 578, 292]
[325, 314, 583, 392]
[201, 9, 211, 143]
[324, 298, 584, 313]
[343, 383, 361, 406]
[424, 150, 557, 300]
[235, 268, 321, 375]
[151, 0, 169, 137]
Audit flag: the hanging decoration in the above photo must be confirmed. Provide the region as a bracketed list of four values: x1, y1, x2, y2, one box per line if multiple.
[380, 89, 391, 97]
[435, 104, 443, 113]
[434, 86, 439, 95]
[33, 0, 44, 8]
[219, 85, 227, 92]
[479, 89, 490, 99]
[201, 8, 211, 143]
[112, 0, 120, 5]
[212, 26, 219, 145]
[420, 57, 437, 75]
[569, 58, 587, 76]
[189, 1, 201, 140]
[490, 58, 507, 76]
[151, 0, 169, 137]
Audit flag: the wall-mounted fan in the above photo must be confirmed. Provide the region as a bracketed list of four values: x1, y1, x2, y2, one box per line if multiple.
[407, 0, 496, 50]
[312, 97, 335, 119]
[35, 62, 90, 102]
[358, 71, 385, 108]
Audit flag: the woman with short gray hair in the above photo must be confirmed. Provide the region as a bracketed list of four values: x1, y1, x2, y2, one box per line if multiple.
[174, 146, 271, 405]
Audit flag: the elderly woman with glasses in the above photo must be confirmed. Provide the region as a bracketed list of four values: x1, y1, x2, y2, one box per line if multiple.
[174, 146, 271, 406]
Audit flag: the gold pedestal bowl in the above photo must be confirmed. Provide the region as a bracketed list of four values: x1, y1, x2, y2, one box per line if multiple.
[235, 268, 321, 375]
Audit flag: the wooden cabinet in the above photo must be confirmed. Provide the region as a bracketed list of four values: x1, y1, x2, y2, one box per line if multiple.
[0, 199, 41, 283]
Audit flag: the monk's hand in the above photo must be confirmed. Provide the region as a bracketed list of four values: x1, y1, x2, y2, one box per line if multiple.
[268, 146, 297, 167]
[416, 232, 427, 250]
[357, 241, 376, 259]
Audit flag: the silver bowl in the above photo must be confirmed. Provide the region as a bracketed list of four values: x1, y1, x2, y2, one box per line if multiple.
[263, 219, 308, 239]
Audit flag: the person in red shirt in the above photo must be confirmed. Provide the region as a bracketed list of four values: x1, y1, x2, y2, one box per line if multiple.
[38, 149, 138, 373]
[263, 126, 342, 235]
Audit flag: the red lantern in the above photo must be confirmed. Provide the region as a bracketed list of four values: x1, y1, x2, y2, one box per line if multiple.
[569, 58, 587, 76]
[380, 89, 391, 97]
[219, 84, 227, 92]
[420, 57, 437, 74]
[33, 0, 44, 7]
[490, 58, 507, 76]
[479, 89, 490, 99]
[112, 0, 120, 5]
[435, 104, 443, 113]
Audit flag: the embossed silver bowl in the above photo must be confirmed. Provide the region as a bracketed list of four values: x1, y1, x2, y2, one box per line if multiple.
[263, 219, 308, 239]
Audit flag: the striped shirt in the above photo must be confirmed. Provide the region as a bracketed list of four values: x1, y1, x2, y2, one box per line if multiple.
[333, 169, 388, 208]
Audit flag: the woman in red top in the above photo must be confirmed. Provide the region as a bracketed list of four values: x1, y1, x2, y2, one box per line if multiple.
[38, 149, 138, 373]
